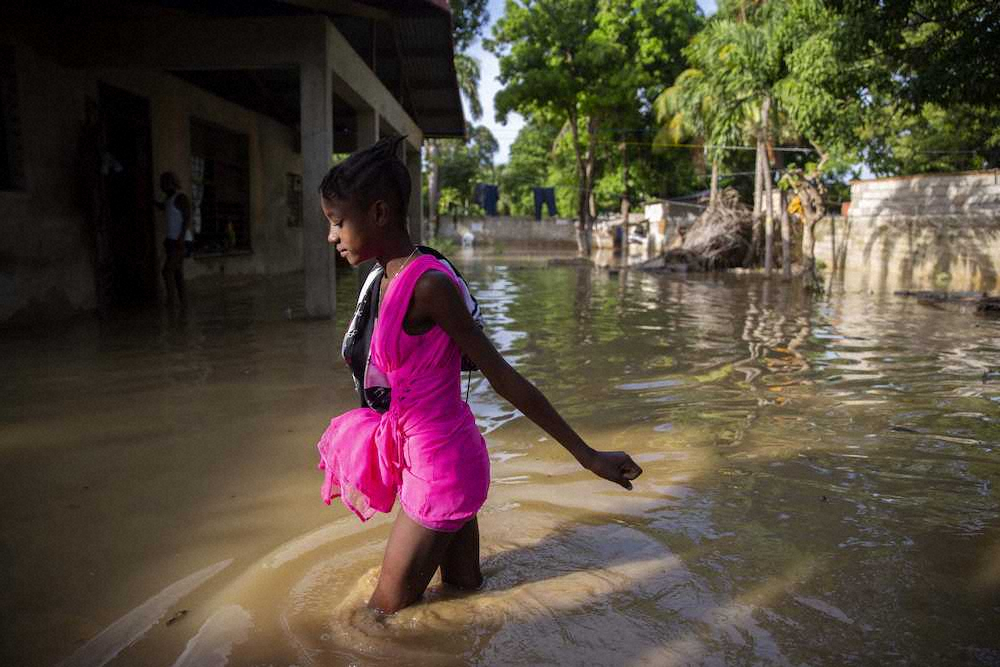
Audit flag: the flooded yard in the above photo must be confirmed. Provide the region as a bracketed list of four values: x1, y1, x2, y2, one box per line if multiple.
[3, 252, 1000, 666]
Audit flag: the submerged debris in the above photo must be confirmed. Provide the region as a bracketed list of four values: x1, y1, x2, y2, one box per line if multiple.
[895, 290, 1000, 315]
[894, 290, 984, 302]
[638, 188, 751, 272]
[976, 297, 1000, 314]
[166, 609, 189, 626]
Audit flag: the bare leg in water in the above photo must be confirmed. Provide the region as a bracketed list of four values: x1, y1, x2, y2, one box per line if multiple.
[368, 513, 482, 613]
[162, 241, 185, 307]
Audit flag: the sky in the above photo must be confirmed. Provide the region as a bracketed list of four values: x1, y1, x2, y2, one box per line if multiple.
[467, 0, 718, 164]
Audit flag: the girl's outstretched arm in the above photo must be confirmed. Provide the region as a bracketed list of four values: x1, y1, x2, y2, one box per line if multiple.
[411, 271, 643, 490]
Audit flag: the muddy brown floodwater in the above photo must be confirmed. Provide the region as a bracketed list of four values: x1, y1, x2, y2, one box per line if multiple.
[3, 251, 1000, 666]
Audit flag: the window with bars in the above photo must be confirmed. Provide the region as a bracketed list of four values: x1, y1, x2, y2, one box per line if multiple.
[190, 118, 250, 253]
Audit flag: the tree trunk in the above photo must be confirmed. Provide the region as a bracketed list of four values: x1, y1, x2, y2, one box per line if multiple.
[745, 137, 765, 266]
[762, 100, 774, 274]
[427, 141, 440, 236]
[579, 115, 599, 256]
[763, 187, 774, 275]
[802, 214, 819, 290]
[780, 188, 792, 279]
[568, 110, 590, 256]
[795, 177, 826, 293]
[620, 141, 630, 258]
[709, 158, 719, 207]
[752, 139, 763, 218]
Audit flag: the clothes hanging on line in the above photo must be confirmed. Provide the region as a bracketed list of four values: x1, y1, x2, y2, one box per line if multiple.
[532, 187, 557, 221]
[473, 183, 499, 216]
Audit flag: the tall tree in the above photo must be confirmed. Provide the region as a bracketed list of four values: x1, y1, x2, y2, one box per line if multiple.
[773, 0, 865, 287]
[450, 0, 491, 52]
[489, 0, 699, 255]
[833, 0, 1000, 111]
[698, 7, 788, 271]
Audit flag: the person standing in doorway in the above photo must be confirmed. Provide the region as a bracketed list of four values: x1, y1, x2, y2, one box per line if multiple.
[157, 172, 191, 307]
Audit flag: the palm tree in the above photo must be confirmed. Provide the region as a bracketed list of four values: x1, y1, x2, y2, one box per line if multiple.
[655, 68, 721, 206]
[428, 54, 483, 230]
[690, 9, 786, 272]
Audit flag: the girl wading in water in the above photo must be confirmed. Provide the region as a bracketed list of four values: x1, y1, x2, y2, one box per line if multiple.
[316, 136, 642, 614]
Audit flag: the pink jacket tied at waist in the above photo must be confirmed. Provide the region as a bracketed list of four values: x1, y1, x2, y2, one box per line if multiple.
[316, 404, 401, 518]
[316, 255, 491, 531]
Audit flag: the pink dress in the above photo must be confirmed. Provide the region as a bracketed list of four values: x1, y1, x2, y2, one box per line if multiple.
[316, 254, 491, 532]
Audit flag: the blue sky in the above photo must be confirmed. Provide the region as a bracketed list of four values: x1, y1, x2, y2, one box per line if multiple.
[467, 0, 718, 163]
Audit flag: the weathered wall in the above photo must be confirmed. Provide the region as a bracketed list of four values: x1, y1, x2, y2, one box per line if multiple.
[0, 37, 303, 323]
[435, 216, 577, 248]
[814, 171, 1000, 293]
[96, 68, 304, 280]
[0, 39, 98, 323]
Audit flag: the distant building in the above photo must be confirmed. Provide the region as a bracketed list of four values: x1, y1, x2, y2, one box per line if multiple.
[0, 0, 465, 323]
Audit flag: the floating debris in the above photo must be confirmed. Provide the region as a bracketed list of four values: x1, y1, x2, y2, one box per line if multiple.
[637, 188, 751, 272]
[166, 609, 189, 626]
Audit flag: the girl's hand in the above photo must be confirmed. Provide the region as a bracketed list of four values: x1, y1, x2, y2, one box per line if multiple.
[585, 450, 643, 490]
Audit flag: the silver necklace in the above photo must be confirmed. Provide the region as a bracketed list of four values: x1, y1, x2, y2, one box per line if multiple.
[385, 246, 419, 283]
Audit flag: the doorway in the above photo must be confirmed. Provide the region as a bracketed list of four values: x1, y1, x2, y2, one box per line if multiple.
[99, 84, 156, 307]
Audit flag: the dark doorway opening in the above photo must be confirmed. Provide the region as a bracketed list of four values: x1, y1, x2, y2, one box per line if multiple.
[99, 84, 156, 307]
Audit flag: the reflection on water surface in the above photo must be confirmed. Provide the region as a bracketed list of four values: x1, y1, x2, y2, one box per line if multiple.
[2, 254, 1000, 666]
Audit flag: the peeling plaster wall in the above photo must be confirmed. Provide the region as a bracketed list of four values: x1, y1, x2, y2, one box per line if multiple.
[0, 38, 303, 324]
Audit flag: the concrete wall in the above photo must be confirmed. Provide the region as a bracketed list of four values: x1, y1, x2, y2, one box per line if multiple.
[435, 216, 578, 248]
[0, 37, 302, 323]
[814, 171, 1000, 293]
[0, 39, 97, 322]
[99, 68, 304, 281]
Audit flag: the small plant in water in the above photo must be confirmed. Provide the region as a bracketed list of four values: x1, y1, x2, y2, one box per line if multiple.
[427, 236, 459, 256]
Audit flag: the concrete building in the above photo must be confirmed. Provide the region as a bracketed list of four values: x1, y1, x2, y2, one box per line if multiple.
[0, 0, 465, 323]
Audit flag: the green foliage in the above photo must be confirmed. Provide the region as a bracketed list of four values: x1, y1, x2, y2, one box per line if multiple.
[656, 0, 872, 194]
[488, 0, 702, 225]
[425, 235, 459, 256]
[861, 103, 1000, 176]
[497, 116, 561, 216]
[832, 0, 1000, 110]
[450, 0, 491, 52]
[490, 0, 700, 123]
[427, 125, 499, 214]
[454, 53, 484, 121]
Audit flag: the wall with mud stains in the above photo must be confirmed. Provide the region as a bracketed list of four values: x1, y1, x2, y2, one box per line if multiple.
[814, 171, 1000, 294]
[0, 37, 302, 324]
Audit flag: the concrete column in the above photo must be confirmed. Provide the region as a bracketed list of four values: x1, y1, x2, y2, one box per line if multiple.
[356, 107, 379, 149]
[355, 107, 380, 292]
[405, 143, 422, 243]
[301, 61, 335, 318]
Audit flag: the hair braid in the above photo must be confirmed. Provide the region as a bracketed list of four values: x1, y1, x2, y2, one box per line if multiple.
[319, 135, 410, 227]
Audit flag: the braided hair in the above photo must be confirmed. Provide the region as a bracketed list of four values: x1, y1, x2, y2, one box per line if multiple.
[319, 135, 410, 228]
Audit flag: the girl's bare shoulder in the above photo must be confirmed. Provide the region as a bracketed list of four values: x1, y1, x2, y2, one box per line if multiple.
[411, 269, 465, 320]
